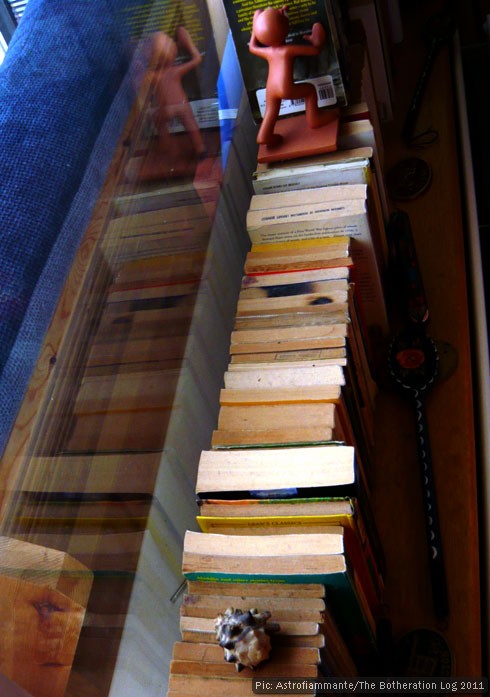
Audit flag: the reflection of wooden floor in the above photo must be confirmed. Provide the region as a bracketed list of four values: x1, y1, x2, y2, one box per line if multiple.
[373, 0, 481, 675]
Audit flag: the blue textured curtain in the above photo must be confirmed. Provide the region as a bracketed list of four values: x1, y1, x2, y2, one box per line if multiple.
[0, 0, 137, 454]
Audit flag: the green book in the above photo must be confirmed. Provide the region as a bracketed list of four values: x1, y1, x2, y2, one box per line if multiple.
[182, 530, 377, 665]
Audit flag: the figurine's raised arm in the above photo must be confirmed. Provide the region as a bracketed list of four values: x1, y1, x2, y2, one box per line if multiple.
[303, 22, 326, 50]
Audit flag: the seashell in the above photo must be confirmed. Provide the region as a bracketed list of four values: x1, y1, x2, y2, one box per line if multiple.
[214, 607, 280, 671]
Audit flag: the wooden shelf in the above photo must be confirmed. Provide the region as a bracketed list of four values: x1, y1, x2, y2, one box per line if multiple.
[372, 0, 481, 674]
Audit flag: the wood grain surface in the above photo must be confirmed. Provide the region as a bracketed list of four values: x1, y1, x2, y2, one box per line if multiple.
[372, 0, 481, 675]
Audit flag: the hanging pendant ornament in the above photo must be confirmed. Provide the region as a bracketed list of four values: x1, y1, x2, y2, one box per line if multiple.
[387, 211, 449, 621]
[388, 329, 448, 621]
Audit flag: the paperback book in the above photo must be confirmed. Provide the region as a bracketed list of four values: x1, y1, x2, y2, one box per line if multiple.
[182, 530, 377, 666]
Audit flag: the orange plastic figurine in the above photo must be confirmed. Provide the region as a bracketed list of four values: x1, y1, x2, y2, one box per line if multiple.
[249, 6, 338, 158]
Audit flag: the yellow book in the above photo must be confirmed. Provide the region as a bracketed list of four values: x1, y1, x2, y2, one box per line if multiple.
[197, 513, 354, 534]
[248, 235, 351, 255]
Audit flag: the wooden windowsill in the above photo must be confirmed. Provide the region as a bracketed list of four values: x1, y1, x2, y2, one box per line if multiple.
[373, 0, 481, 675]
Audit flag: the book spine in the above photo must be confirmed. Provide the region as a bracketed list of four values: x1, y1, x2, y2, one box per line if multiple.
[196, 513, 353, 532]
[247, 213, 367, 246]
[253, 166, 370, 196]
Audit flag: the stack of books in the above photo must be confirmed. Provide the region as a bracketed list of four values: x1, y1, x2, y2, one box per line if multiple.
[169, 111, 391, 679]
[214, 234, 377, 461]
[249, 168, 388, 340]
[167, 580, 358, 696]
[190, 443, 383, 669]
[182, 521, 380, 668]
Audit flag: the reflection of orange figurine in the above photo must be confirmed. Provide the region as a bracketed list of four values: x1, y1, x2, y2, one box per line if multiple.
[148, 27, 205, 157]
[249, 6, 335, 147]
